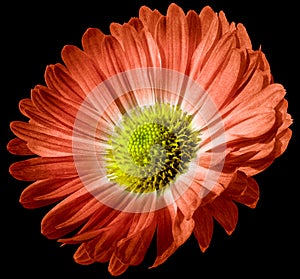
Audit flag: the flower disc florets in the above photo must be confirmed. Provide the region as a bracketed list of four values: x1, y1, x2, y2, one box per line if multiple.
[105, 103, 201, 193]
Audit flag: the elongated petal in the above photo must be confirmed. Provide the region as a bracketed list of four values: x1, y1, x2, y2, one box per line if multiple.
[41, 188, 99, 239]
[20, 177, 83, 208]
[207, 197, 238, 235]
[190, 7, 220, 72]
[10, 121, 72, 156]
[100, 35, 130, 77]
[155, 3, 188, 72]
[110, 23, 148, 68]
[139, 30, 162, 67]
[9, 156, 77, 181]
[7, 138, 34, 155]
[45, 63, 86, 102]
[31, 85, 78, 130]
[114, 213, 156, 265]
[151, 205, 194, 268]
[139, 5, 163, 35]
[150, 206, 175, 268]
[186, 10, 202, 71]
[193, 207, 214, 252]
[82, 27, 105, 66]
[61, 45, 105, 93]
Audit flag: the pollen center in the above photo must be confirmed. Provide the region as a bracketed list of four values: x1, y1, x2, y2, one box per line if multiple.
[128, 123, 169, 167]
[105, 103, 201, 193]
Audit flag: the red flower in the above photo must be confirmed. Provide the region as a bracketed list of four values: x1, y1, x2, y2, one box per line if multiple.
[8, 3, 292, 276]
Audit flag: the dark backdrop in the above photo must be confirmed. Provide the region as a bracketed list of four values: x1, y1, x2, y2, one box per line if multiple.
[1, 1, 298, 278]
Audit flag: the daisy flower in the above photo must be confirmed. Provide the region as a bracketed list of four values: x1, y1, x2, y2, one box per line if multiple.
[7, 3, 292, 276]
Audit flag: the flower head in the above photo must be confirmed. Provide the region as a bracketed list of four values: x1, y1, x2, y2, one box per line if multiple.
[8, 3, 292, 276]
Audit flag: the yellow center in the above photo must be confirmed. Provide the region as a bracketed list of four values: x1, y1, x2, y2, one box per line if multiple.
[105, 103, 201, 193]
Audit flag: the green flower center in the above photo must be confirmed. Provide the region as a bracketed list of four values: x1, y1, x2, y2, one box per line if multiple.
[105, 103, 201, 193]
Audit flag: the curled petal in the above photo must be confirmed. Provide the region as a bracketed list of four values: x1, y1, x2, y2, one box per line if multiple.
[74, 245, 95, 265]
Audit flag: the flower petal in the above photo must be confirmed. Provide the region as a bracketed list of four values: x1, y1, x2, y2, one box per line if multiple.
[207, 196, 239, 235]
[7, 138, 34, 155]
[151, 205, 194, 268]
[222, 170, 259, 208]
[193, 207, 214, 252]
[80, 213, 134, 264]
[236, 23, 252, 49]
[139, 5, 163, 35]
[189, 6, 220, 72]
[150, 206, 175, 268]
[41, 188, 99, 239]
[100, 35, 129, 77]
[74, 245, 95, 265]
[45, 63, 86, 102]
[110, 23, 148, 68]
[114, 212, 156, 266]
[139, 29, 162, 67]
[81, 27, 105, 68]
[186, 10, 202, 71]
[18, 98, 34, 118]
[108, 256, 129, 276]
[31, 85, 78, 130]
[9, 156, 77, 181]
[20, 177, 83, 209]
[155, 3, 189, 72]
[19, 95, 65, 130]
[61, 45, 105, 93]
[10, 121, 72, 156]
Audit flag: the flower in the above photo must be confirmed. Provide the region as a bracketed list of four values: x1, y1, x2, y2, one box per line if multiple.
[7, 2, 292, 276]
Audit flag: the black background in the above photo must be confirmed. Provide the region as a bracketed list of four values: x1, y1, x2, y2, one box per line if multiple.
[1, 0, 298, 278]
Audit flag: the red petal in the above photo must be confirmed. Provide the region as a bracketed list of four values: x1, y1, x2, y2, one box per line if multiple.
[110, 23, 148, 68]
[139, 30, 162, 67]
[9, 156, 77, 181]
[207, 197, 239, 235]
[151, 205, 194, 268]
[20, 177, 83, 209]
[74, 245, 95, 265]
[61, 45, 105, 93]
[31, 85, 78, 130]
[114, 213, 156, 265]
[10, 121, 72, 157]
[193, 207, 214, 252]
[45, 63, 86, 102]
[155, 3, 188, 72]
[227, 174, 260, 208]
[18, 98, 33, 118]
[186, 10, 202, 71]
[100, 35, 129, 77]
[108, 255, 129, 276]
[236, 23, 252, 49]
[82, 213, 133, 263]
[41, 188, 98, 239]
[139, 5, 163, 36]
[190, 7, 220, 72]
[81, 27, 105, 68]
[7, 138, 34, 155]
